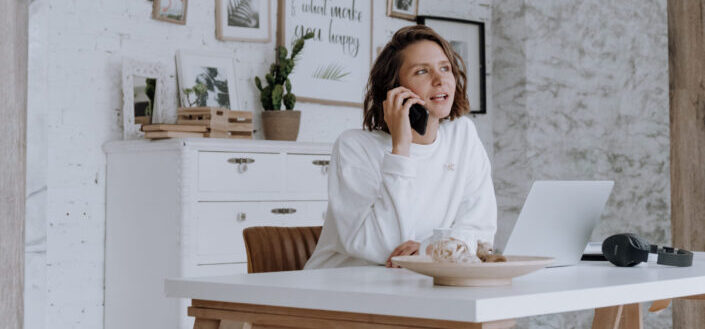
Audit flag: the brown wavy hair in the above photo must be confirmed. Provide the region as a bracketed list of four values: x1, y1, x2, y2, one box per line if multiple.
[363, 25, 469, 132]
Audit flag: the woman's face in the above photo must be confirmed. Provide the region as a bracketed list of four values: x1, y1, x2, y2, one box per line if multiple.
[398, 40, 456, 120]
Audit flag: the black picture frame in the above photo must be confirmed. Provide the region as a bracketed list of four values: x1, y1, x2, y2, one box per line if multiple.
[416, 16, 487, 114]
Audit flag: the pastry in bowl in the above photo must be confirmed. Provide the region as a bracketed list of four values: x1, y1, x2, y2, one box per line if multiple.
[429, 238, 507, 264]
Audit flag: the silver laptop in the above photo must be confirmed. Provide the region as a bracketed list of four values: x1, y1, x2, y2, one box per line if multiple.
[495, 180, 614, 267]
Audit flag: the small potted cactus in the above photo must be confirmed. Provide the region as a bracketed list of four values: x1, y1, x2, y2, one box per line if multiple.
[255, 32, 314, 141]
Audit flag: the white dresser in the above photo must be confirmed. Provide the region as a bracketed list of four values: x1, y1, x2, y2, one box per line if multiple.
[103, 138, 332, 329]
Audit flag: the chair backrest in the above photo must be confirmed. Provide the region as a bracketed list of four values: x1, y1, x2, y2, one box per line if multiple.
[242, 226, 323, 273]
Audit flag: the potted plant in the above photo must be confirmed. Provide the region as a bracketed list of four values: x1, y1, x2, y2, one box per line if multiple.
[254, 32, 314, 141]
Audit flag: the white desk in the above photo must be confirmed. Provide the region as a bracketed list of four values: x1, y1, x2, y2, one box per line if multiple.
[165, 253, 705, 328]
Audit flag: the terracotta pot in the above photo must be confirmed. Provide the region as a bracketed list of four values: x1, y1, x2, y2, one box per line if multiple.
[261, 110, 301, 141]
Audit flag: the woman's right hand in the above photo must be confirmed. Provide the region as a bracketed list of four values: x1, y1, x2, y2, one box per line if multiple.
[383, 87, 425, 156]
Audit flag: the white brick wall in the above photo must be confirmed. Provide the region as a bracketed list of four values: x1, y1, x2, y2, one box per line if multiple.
[26, 1, 493, 328]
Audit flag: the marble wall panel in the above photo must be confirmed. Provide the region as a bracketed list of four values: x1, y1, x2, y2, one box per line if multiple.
[492, 0, 670, 328]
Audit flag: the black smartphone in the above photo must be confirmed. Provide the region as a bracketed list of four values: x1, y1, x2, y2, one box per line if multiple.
[409, 103, 429, 135]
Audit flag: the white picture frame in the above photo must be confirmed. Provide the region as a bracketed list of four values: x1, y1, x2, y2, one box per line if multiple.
[216, 0, 271, 42]
[176, 49, 240, 110]
[278, 0, 373, 107]
[419, 16, 487, 114]
[121, 58, 168, 140]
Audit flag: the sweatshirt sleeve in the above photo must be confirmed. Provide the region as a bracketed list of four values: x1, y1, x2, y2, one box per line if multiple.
[451, 122, 498, 246]
[327, 134, 418, 265]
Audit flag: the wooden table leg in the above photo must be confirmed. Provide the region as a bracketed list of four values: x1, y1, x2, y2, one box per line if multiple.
[619, 303, 643, 329]
[592, 305, 623, 329]
[591, 304, 643, 329]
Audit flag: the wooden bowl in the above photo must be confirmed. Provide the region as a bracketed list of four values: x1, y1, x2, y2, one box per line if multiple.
[391, 255, 554, 286]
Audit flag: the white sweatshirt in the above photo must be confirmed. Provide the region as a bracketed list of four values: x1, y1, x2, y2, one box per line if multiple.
[304, 116, 497, 269]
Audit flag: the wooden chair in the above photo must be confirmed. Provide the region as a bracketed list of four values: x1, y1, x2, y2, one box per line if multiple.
[242, 226, 323, 273]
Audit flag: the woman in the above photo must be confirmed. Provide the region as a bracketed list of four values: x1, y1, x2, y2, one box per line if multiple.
[304, 25, 496, 269]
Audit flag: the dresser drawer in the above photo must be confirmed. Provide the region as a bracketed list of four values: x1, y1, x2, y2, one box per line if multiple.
[195, 201, 327, 265]
[198, 151, 283, 193]
[285, 154, 330, 194]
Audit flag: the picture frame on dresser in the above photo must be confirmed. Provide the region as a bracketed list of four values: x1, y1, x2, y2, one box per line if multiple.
[121, 58, 168, 140]
[152, 0, 188, 25]
[216, 0, 271, 42]
[277, 0, 373, 107]
[176, 49, 240, 110]
[417, 16, 487, 114]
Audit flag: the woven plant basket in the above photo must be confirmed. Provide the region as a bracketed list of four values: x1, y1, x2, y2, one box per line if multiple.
[261, 110, 301, 141]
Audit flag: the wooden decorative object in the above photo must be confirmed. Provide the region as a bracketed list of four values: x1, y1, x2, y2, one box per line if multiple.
[142, 124, 208, 133]
[144, 131, 205, 139]
[141, 123, 208, 139]
[177, 107, 253, 139]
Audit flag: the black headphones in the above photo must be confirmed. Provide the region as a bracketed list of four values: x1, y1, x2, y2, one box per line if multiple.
[602, 233, 693, 267]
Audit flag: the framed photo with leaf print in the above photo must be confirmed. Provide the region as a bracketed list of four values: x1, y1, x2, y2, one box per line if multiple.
[417, 16, 487, 114]
[176, 50, 240, 110]
[216, 0, 271, 42]
[277, 0, 373, 107]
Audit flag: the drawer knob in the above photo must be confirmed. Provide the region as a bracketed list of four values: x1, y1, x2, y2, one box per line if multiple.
[228, 157, 255, 173]
[271, 208, 297, 215]
[237, 212, 247, 222]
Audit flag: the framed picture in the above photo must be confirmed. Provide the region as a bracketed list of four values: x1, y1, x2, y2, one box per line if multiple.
[387, 0, 418, 20]
[176, 50, 240, 110]
[152, 0, 188, 25]
[277, 0, 373, 107]
[216, 0, 271, 42]
[121, 59, 168, 140]
[418, 16, 487, 114]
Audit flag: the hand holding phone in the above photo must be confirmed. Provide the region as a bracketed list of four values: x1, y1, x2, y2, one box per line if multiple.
[383, 86, 426, 156]
[409, 103, 429, 135]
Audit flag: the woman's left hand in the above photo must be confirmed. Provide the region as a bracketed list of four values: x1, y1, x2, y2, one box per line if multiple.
[386, 240, 420, 268]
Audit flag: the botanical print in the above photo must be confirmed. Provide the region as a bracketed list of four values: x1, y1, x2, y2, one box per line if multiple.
[282, 0, 372, 105]
[228, 0, 260, 28]
[191, 67, 230, 108]
[312, 63, 351, 81]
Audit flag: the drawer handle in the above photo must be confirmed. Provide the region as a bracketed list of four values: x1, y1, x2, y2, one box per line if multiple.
[228, 157, 255, 173]
[312, 160, 330, 175]
[271, 208, 297, 215]
[236, 212, 247, 222]
[228, 157, 255, 164]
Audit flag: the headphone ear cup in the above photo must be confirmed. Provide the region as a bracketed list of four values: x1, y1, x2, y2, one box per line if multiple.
[603, 234, 644, 267]
[624, 233, 651, 251]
